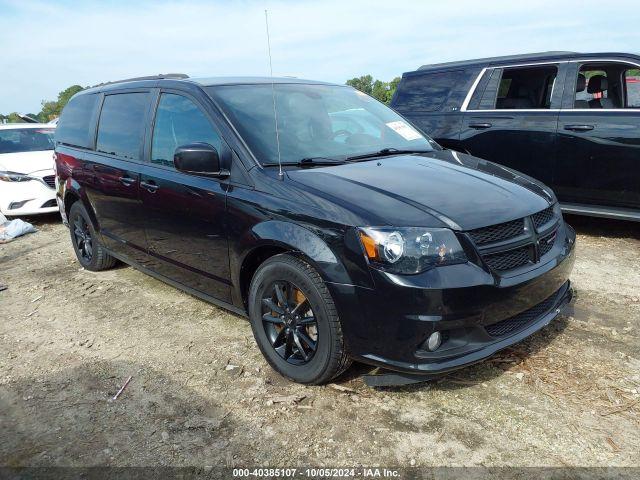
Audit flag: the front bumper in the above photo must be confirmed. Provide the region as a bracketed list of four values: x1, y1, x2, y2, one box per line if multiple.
[329, 223, 576, 376]
[0, 173, 57, 216]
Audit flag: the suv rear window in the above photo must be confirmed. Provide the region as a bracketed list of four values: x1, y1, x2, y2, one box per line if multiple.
[96, 93, 149, 160]
[55, 94, 99, 148]
[393, 70, 465, 112]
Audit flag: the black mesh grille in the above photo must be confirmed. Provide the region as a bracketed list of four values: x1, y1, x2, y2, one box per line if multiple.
[468, 218, 525, 246]
[539, 230, 557, 258]
[485, 292, 558, 337]
[484, 245, 532, 271]
[42, 175, 55, 188]
[532, 206, 554, 230]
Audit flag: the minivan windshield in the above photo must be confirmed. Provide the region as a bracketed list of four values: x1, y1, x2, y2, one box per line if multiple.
[206, 83, 435, 165]
[0, 128, 55, 154]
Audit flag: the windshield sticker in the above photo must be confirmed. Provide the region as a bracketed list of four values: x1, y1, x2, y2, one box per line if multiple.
[385, 121, 422, 141]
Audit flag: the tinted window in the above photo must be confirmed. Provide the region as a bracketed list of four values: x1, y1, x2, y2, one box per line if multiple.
[494, 65, 558, 109]
[393, 70, 465, 111]
[56, 94, 98, 148]
[96, 93, 149, 160]
[151, 94, 221, 167]
[575, 68, 609, 106]
[0, 128, 55, 154]
[624, 69, 640, 107]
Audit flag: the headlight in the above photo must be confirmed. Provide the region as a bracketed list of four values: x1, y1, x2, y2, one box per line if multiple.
[0, 171, 36, 182]
[358, 227, 467, 274]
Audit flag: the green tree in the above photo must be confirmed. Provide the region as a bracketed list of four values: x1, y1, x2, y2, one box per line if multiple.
[7, 112, 23, 123]
[38, 84, 85, 122]
[346, 75, 374, 96]
[345, 75, 401, 104]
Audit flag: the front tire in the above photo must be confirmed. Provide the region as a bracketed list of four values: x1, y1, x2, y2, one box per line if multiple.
[68, 202, 116, 271]
[248, 254, 351, 384]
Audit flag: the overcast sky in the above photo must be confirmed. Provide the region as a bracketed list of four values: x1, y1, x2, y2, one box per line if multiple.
[1, 0, 638, 113]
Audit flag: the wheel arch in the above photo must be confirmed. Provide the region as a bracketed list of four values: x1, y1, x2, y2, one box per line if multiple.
[63, 180, 100, 231]
[235, 220, 355, 309]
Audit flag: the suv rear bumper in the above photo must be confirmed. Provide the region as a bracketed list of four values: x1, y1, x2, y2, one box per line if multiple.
[329, 224, 576, 376]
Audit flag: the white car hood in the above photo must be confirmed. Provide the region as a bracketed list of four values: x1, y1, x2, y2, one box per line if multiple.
[0, 150, 55, 175]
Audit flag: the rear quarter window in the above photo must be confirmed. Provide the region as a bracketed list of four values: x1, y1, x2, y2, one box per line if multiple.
[55, 94, 99, 149]
[393, 70, 465, 112]
[96, 92, 149, 161]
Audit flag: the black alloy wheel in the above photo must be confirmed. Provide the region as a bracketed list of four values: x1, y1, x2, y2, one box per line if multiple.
[261, 280, 319, 365]
[248, 254, 351, 384]
[73, 214, 93, 262]
[68, 202, 116, 271]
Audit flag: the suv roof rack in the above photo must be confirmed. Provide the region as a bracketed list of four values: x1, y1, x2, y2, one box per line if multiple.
[92, 73, 189, 87]
[417, 51, 579, 71]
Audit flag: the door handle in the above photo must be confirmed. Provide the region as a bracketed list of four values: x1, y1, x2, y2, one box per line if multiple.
[564, 124, 594, 132]
[140, 180, 159, 193]
[119, 176, 136, 187]
[469, 123, 492, 129]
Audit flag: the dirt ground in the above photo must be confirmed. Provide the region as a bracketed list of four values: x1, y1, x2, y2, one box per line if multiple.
[0, 214, 639, 468]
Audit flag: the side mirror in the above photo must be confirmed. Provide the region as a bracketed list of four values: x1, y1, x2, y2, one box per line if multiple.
[173, 143, 228, 177]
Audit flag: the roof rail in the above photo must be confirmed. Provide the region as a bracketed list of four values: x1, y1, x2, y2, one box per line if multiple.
[92, 73, 189, 87]
[417, 51, 579, 71]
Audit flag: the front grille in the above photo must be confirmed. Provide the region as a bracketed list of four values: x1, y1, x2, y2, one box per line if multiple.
[42, 175, 55, 188]
[485, 291, 558, 337]
[484, 245, 532, 271]
[467, 218, 525, 246]
[466, 205, 560, 274]
[539, 231, 556, 258]
[41, 199, 57, 208]
[532, 206, 554, 230]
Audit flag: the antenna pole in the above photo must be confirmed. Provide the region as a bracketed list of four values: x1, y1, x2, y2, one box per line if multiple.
[264, 9, 283, 179]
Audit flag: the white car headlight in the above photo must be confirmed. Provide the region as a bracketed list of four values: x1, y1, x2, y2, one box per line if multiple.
[0, 171, 36, 182]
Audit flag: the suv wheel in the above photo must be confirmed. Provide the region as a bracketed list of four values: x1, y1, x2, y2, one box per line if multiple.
[68, 202, 116, 271]
[248, 254, 351, 384]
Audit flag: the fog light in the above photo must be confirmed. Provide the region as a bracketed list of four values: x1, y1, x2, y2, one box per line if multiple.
[8, 200, 30, 210]
[426, 331, 442, 351]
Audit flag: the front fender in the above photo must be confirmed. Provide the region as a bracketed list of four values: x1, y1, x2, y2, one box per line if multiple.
[249, 220, 351, 285]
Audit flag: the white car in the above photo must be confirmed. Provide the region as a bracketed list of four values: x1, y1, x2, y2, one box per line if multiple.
[0, 123, 58, 216]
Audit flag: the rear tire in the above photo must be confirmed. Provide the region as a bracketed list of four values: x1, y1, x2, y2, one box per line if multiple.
[248, 254, 351, 385]
[68, 202, 116, 271]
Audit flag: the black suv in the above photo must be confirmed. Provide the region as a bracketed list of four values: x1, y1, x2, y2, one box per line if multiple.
[55, 75, 575, 386]
[392, 51, 640, 221]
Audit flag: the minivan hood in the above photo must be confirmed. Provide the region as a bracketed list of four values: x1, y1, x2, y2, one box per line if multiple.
[0, 150, 54, 175]
[286, 150, 553, 230]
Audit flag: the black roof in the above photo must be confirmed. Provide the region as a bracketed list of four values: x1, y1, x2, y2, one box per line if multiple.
[416, 51, 640, 72]
[187, 76, 336, 87]
[81, 75, 338, 95]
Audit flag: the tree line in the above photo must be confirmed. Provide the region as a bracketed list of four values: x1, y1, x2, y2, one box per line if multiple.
[0, 85, 84, 124]
[1, 75, 400, 124]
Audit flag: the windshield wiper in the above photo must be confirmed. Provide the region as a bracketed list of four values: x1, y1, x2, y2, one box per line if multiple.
[346, 147, 431, 162]
[265, 157, 345, 167]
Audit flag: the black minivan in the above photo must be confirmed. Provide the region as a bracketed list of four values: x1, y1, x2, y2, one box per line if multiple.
[392, 51, 640, 221]
[55, 75, 575, 385]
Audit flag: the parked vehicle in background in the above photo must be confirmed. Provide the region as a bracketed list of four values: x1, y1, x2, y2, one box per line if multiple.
[0, 123, 57, 216]
[392, 51, 640, 221]
[55, 75, 574, 386]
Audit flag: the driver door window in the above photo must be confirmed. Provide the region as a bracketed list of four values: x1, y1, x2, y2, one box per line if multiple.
[151, 93, 221, 167]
